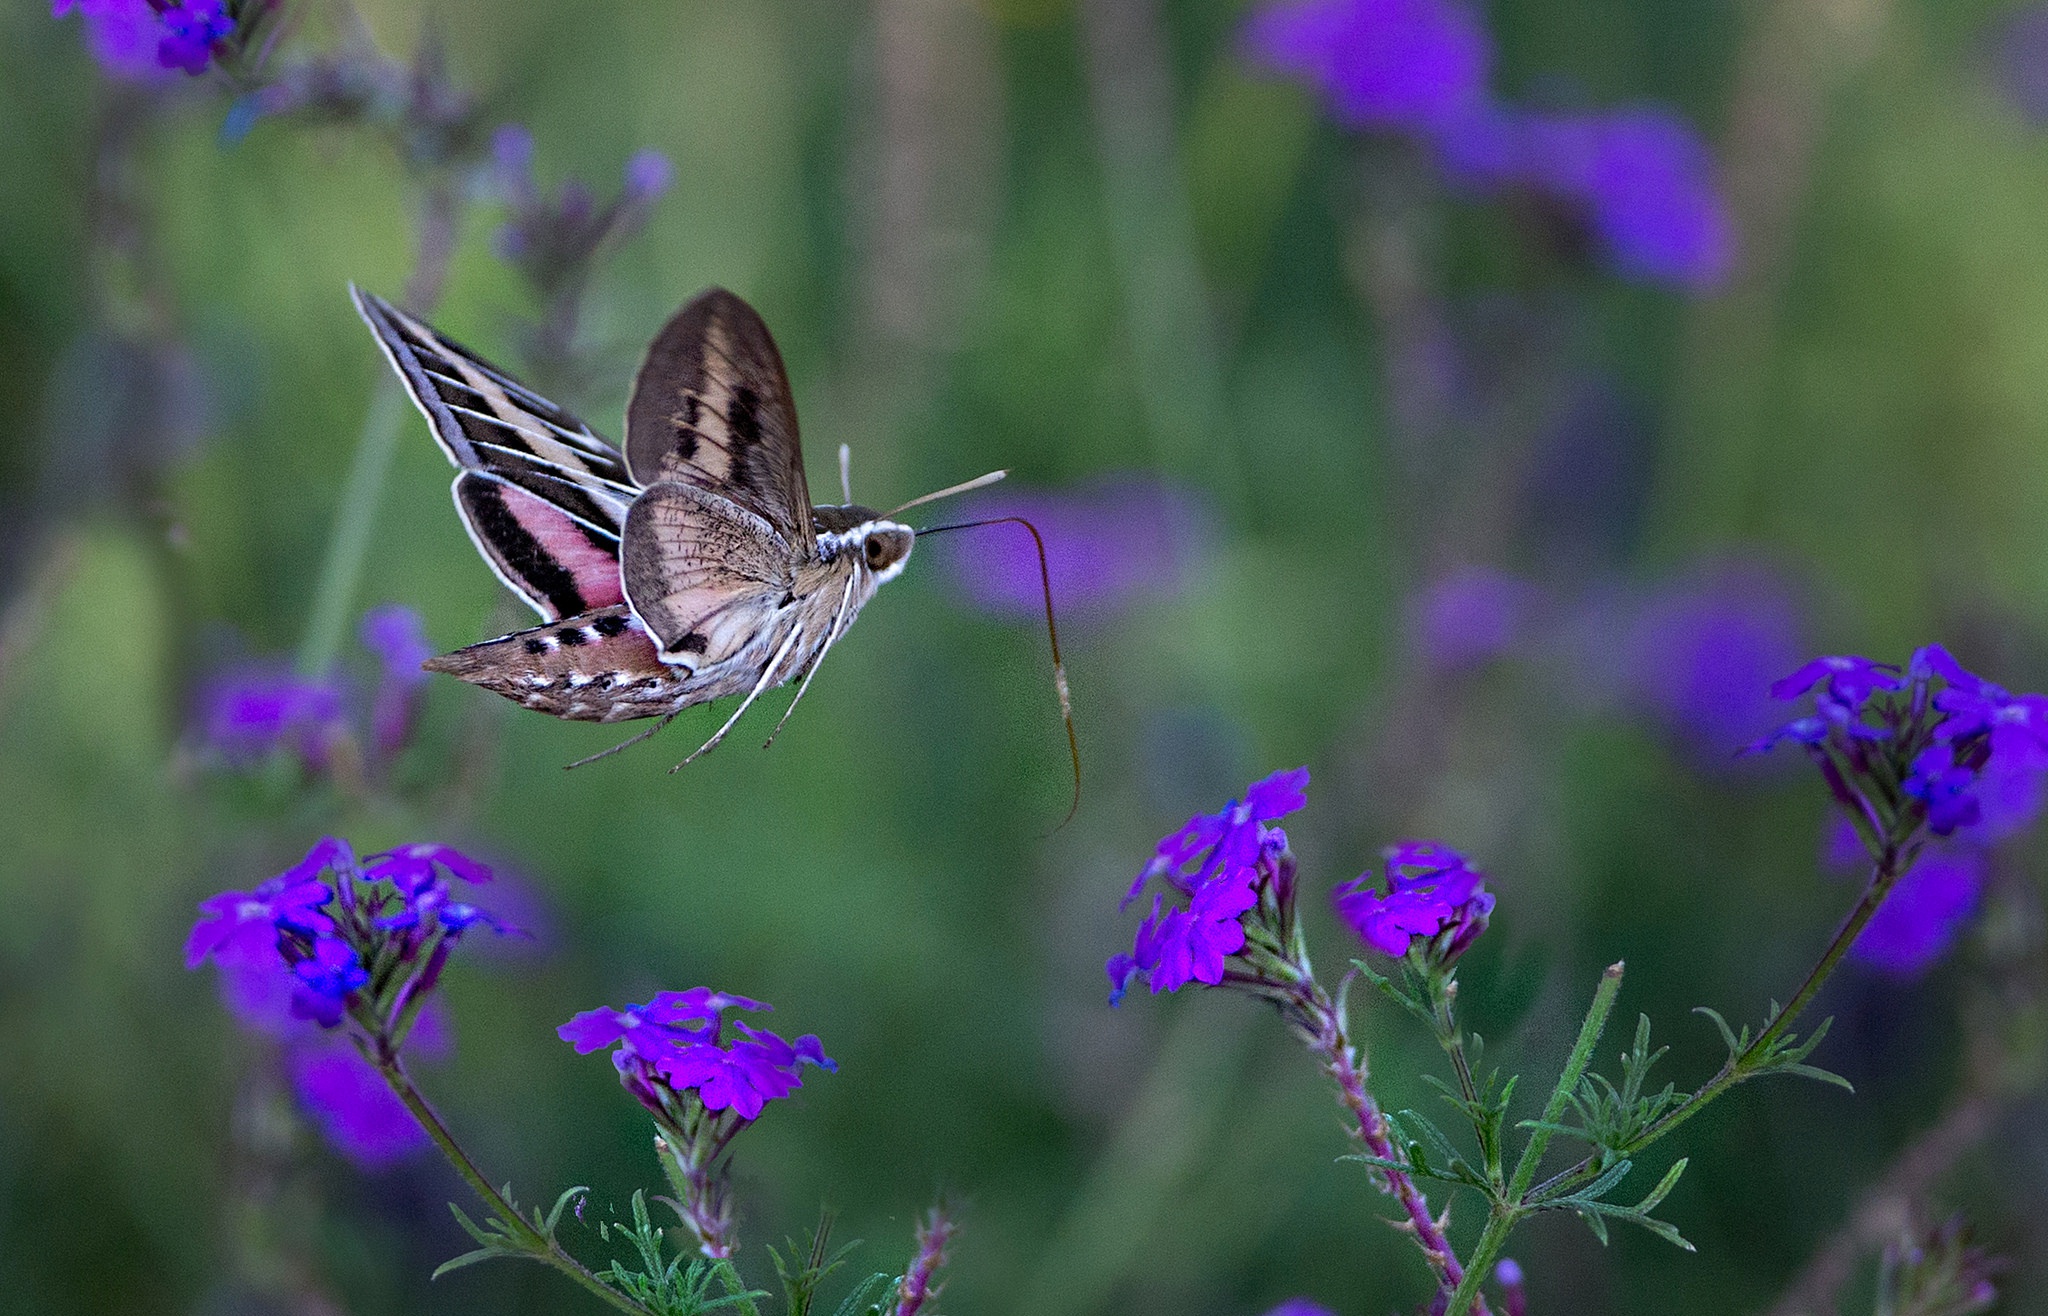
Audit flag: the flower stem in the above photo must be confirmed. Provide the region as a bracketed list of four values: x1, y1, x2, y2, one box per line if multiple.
[1745, 844, 1908, 1061]
[370, 1051, 649, 1316]
[297, 376, 405, 675]
[1529, 844, 1911, 1206]
[1300, 983, 1490, 1316]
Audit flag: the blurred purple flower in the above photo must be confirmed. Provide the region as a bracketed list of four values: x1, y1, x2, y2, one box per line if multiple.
[199, 666, 348, 769]
[361, 604, 432, 755]
[1625, 560, 1805, 760]
[360, 605, 432, 688]
[288, 1042, 429, 1167]
[1409, 565, 1537, 670]
[1333, 839, 1493, 960]
[1260, 1303, 1337, 1316]
[155, 0, 232, 75]
[1244, 0, 1491, 131]
[948, 477, 1209, 623]
[491, 127, 674, 293]
[1522, 108, 1734, 288]
[1853, 848, 1986, 975]
[1992, 6, 2048, 125]
[54, 0, 171, 81]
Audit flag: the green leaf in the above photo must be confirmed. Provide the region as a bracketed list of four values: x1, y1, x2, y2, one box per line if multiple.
[828, 1273, 894, 1316]
[431, 1248, 507, 1280]
[1693, 1006, 1743, 1056]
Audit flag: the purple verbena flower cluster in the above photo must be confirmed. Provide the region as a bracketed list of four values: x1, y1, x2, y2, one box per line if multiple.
[560, 987, 833, 1256]
[1108, 766, 1308, 1003]
[1752, 647, 2048, 975]
[54, 0, 244, 80]
[948, 477, 1210, 624]
[560, 987, 834, 1123]
[186, 836, 509, 1165]
[1750, 647, 2048, 846]
[1333, 839, 1494, 963]
[1244, 0, 1733, 287]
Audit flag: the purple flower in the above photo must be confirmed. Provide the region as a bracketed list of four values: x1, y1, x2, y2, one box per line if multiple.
[563, 989, 831, 1122]
[1853, 848, 1986, 975]
[1625, 560, 1805, 760]
[155, 0, 232, 75]
[1334, 840, 1493, 960]
[54, 0, 175, 82]
[1244, 0, 1492, 132]
[1126, 766, 1308, 909]
[662, 1023, 836, 1121]
[558, 988, 766, 1058]
[199, 666, 348, 768]
[947, 477, 1210, 622]
[289, 936, 368, 1026]
[1770, 655, 1905, 704]
[1261, 1303, 1338, 1316]
[1993, 5, 2048, 125]
[1754, 646, 2048, 852]
[623, 149, 675, 203]
[185, 854, 340, 970]
[1409, 566, 1537, 671]
[1111, 770, 1309, 1004]
[289, 1042, 429, 1168]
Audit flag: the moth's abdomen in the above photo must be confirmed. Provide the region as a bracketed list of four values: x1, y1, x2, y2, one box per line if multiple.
[424, 605, 691, 723]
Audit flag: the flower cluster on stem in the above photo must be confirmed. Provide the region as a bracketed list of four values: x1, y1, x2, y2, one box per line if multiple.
[559, 989, 834, 1258]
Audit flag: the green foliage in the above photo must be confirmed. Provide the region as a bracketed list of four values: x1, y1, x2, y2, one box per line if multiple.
[596, 1192, 768, 1316]
[1696, 1006, 1856, 1093]
[433, 1183, 588, 1279]
[769, 1213, 892, 1316]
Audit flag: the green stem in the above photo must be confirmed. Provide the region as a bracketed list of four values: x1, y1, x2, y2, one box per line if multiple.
[371, 1051, 649, 1316]
[297, 376, 405, 674]
[1744, 845, 1908, 1061]
[1532, 844, 1912, 1204]
[1444, 963, 1624, 1316]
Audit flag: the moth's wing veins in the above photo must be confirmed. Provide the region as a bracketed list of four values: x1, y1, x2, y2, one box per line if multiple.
[623, 288, 815, 547]
[619, 479, 798, 666]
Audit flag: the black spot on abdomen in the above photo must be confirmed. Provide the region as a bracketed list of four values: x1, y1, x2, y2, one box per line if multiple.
[524, 637, 548, 655]
[557, 628, 588, 647]
[593, 614, 629, 637]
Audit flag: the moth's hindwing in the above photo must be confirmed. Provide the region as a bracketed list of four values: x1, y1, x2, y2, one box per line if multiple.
[453, 473, 626, 621]
[624, 288, 815, 547]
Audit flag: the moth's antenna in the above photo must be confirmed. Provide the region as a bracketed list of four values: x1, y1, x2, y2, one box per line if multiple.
[564, 710, 681, 770]
[918, 515, 1080, 829]
[839, 443, 853, 504]
[885, 469, 1007, 519]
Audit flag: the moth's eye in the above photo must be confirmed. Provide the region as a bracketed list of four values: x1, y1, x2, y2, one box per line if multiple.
[865, 537, 889, 570]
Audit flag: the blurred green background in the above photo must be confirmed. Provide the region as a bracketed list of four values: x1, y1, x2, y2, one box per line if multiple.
[7, 0, 2048, 1312]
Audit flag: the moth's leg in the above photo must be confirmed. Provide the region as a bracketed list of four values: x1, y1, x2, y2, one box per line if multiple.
[762, 575, 857, 751]
[673, 623, 806, 771]
[563, 710, 681, 770]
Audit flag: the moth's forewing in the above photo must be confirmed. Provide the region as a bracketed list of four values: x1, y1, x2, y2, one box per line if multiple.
[624, 288, 815, 547]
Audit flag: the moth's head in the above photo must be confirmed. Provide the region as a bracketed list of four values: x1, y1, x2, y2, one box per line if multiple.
[858, 522, 915, 583]
[817, 509, 915, 584]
